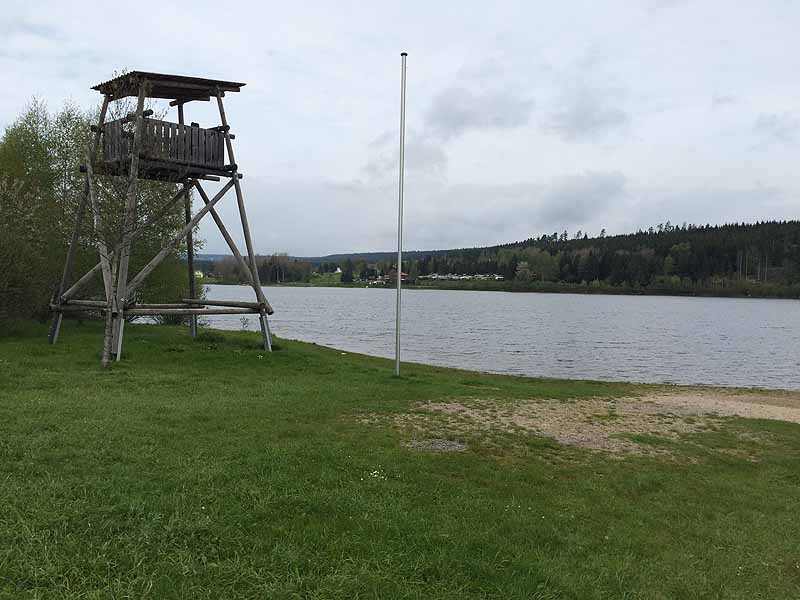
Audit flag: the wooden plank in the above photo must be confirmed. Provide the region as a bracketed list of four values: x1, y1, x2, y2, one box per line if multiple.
[199, 126, 206, 166]
[157, 120, 165, 159]
[157, 120, 164, 159]
[167, 123, 172, 160]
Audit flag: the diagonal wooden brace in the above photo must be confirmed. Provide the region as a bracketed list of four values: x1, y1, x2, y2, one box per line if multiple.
[125, 179, 235, 298]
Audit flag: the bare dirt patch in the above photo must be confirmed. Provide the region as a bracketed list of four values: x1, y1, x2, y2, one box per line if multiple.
[370, 389, 800, 456]
[404, 439, 467, 453]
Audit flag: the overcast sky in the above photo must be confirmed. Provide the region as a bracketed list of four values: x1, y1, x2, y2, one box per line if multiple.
[3, 1, 799, 255]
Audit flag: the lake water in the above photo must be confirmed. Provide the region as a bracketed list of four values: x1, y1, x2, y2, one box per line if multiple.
[201, 284, 800, 390]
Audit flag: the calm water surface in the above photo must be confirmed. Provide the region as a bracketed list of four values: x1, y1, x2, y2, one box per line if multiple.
[202, 284, 800, 390]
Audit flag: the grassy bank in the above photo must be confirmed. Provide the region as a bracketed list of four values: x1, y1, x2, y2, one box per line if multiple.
[1, 322, 799, 598]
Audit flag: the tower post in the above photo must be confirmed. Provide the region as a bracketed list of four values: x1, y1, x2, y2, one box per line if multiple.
[111, 82, 147, 361]
[216, 88, 272, 351]
[178, 103, 198, 338]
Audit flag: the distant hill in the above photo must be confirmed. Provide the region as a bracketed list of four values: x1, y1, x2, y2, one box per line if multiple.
[197, 220, 800, 298]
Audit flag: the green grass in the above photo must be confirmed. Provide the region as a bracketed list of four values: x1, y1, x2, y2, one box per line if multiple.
[1, 322, 799, 599]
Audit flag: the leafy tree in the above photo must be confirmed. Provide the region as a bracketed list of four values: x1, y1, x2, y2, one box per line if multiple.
[0, 98, 197, 334]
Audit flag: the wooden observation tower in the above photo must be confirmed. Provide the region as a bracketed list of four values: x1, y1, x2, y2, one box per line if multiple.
[48, 71, 273, 362]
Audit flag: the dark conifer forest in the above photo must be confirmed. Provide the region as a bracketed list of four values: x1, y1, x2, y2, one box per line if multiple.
[414, 220, 800, 296]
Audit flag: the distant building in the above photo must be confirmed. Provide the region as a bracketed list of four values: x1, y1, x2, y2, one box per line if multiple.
[386, 269, 412, 283]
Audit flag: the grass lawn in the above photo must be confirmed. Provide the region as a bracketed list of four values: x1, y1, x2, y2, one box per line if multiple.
[1, 321, 798, 598]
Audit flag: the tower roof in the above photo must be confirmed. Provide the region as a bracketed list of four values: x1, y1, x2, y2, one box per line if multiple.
[92, 71, 245, 102]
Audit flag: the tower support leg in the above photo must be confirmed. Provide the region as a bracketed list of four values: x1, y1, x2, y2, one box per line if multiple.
[49, 95, 110, 344]
[112, 83, 147, 361]
[215, 88, 273, 351]
[259, 311, 272, 351]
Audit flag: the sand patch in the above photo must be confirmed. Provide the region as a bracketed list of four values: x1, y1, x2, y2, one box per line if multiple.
[642, 389, 800, 424]
[372, 388, 800, 456]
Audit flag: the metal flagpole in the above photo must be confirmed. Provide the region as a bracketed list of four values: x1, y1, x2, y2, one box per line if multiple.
[395, 52, 408, 377]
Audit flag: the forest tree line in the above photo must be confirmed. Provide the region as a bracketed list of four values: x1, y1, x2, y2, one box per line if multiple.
[412, 221, 800, 296]
[205, 221, 800, 298]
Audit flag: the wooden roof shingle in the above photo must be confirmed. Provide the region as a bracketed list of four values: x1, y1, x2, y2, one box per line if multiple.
[92, 71, 245, 101]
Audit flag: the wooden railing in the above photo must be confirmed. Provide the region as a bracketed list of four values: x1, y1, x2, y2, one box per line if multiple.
[103, 118, 225, 169]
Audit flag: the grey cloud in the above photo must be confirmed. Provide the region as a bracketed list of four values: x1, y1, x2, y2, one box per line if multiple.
[545, 91, 628, 140]
[425, 85, 534, 141]
[538, 171, 627, 224]
[711, 93, 735, 110]
[407, 172, 629, 250]
[364, 77, 533, 179]
[364, 130, 447, 178]
[756, 112, 799, 142]
[617, 184, 793, 234]
[201, 177, 397, 256]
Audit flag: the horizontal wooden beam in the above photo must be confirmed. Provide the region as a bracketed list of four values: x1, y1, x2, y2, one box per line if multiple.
[169, 97, 211, 107]
[123, 109, 154, 123]
[130, 303, 194, 309]
[51, 303, 102, 312]
[63, 299, 107, 307]
[182, 299, 265, 310]
[125, 307, 259, 316]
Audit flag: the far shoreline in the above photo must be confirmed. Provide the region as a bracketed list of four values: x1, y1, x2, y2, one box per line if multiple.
[201, 280, 800, 301]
